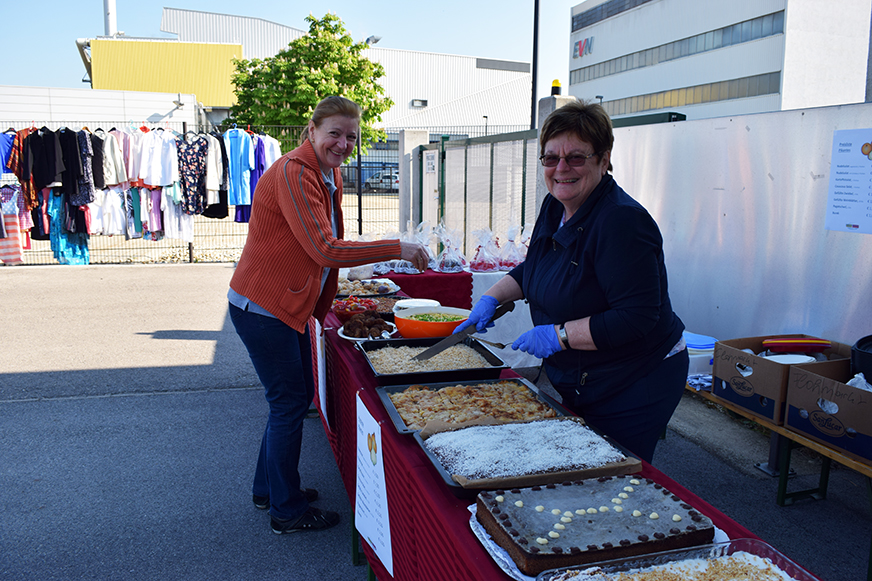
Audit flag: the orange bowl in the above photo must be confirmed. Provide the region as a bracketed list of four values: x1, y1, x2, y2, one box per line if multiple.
[394, 306, 471, 338]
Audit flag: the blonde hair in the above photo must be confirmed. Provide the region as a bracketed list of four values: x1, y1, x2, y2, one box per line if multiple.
[299, 96, 362, 145]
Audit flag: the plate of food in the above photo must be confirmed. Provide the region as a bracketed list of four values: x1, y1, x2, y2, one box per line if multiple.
[337, 312, 398, 342]
[336, 278, 400, 298]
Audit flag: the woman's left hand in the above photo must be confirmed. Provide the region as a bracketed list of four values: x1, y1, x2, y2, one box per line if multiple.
[400, 242, 429, 272]
[512, 325, 563, 358]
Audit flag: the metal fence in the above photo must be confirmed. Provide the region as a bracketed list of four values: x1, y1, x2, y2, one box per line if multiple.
[417, 129, 540, 258]
[5, 122, 528, 265]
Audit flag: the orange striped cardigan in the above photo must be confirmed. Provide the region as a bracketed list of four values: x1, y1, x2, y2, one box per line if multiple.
[229, 139, 402, 333]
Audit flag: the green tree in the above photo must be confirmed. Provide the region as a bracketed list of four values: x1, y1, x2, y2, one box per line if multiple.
[228, 12, 393, 149]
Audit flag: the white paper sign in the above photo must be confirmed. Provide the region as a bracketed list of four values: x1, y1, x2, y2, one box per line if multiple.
[826, 128, 872, 234]
[314, 320, 328, 430]
[354, 393, 393, 575]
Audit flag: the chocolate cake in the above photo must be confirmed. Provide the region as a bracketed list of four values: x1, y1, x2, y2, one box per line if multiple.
[475, 476, 715, 577]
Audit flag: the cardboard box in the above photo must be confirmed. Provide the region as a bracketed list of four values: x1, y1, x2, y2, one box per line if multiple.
[785, 360, 872, 465]
[711, 335, 850, 425]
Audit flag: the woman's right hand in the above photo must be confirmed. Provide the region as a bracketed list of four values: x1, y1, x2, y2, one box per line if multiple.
[400, 242, 429, 272]
[453, 295, 500, 334]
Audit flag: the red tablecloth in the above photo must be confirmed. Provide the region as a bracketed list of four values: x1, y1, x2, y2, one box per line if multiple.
[382, 269, 474, 309]
[315, 313, 760, 580]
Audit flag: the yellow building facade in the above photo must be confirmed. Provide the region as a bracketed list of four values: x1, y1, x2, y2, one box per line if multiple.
[90, 39, 241, 108]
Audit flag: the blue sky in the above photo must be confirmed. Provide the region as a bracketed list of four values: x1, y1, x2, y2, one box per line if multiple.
[6, 0, 576, 103]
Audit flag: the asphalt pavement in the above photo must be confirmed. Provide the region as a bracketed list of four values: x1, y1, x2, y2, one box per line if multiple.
[1, 264, 869, 581]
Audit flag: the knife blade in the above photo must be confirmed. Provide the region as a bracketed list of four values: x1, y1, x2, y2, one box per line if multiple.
[411, 301, 515, 361]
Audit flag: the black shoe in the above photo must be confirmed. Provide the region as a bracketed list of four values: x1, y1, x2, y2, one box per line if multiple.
[252, 488, 319, 510]
[271, 507, 340, 534]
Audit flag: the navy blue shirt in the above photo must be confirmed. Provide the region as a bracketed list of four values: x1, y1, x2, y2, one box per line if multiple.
[509, 174, 683, 407]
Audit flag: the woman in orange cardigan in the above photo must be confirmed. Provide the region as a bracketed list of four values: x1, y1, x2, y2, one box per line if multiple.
[228, 96, 428, 534]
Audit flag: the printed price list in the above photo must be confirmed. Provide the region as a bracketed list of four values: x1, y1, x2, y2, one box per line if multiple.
[826, 128, 872, 234]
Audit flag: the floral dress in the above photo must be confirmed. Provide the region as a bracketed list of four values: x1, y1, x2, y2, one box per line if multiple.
[177, 135, 209, 215]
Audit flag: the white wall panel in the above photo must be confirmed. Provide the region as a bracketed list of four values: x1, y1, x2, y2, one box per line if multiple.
[610, 102, 872, 345]
[0, 85, 197, 125]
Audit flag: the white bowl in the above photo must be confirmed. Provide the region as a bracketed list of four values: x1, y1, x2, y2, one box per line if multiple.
[392, 298, 441, 314]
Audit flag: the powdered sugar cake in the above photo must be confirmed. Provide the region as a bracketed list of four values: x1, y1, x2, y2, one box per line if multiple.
[475, 476, 714, 577]
[421, 418, 640, 491]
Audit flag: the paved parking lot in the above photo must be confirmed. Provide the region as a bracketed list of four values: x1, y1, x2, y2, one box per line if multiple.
[1, 263, 868, 581]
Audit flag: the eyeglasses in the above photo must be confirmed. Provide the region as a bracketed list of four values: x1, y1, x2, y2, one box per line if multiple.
[539, 152, 599, 167]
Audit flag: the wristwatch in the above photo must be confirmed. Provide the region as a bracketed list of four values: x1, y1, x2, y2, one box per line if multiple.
[557, 324, 569, 349]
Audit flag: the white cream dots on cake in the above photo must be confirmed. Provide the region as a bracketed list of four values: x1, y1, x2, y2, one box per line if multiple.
[476, 476, 715, 576]
[423, 419, 626, 480]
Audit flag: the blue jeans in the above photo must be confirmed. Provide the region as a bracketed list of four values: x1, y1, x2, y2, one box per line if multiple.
[229, 303, 314, 521]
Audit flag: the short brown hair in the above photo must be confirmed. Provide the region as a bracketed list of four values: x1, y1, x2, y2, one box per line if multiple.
[300, 96, 362, 145]
[539, 100, 614, 171]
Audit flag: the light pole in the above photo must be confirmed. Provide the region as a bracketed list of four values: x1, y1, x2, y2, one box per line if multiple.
[483, 115, 488, 136]
[531, 0, 540, 129]
[596, 95, 604, 105]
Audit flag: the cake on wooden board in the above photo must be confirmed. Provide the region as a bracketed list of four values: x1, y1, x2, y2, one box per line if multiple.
[475, 475, 715, 576]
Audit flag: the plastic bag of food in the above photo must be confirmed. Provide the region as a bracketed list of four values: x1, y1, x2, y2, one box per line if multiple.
[434, 222, 467, 273]
[518, 222, 533, 259]
[393, 221, 423, 274]
[371, 229, 401, 275]
[468, 228, 500, 272]
[417, 221, 438, 271]
[499, 225, 524, 270]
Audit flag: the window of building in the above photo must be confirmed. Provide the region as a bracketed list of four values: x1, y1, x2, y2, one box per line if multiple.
[569, 11, 785, 88]
[599, 72, 781, 118]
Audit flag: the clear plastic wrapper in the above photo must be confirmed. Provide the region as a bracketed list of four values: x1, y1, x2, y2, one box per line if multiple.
[434, 222, 467, 273]
[499, 225, 524, 271]
[469, 228, 500, 272]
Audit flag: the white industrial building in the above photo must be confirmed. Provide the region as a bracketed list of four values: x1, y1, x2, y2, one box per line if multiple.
[568, 0, 872, 120]
[160, 8, 532, 131]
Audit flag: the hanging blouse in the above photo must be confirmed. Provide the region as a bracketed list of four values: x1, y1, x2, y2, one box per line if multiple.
[102, 132, 128, 187]
[8, 128, 37, 211]
[73, 130, 96, 206]
[139, 129, 179, 188]
[204, 133, 223, 206]
[25, 127, 65, 191]
[262, 134, 282, 167]
[1, 133, 14, 174]
[90, 132, 106, 190]
[223, 128, 254, 206]
[57, 127, 83, 199]
[177, 134, 209, 215]
[249, 135, 266, 197]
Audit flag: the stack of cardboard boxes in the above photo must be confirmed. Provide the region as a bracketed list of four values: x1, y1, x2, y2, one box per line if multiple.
[711, 334, 870, 465]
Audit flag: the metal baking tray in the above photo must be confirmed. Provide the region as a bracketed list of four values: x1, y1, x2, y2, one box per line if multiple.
[355, 336, 509, 386]
[415, 417, 641, 499]
[535, 538, 819, 581]
[376, 376, 571, 435]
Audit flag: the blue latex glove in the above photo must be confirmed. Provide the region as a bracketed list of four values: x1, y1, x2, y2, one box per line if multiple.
[452, 295, 499, 334]
[512, 324, 563, 359]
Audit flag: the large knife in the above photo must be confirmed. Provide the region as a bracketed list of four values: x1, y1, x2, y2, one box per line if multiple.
[411, 301, 515, 361]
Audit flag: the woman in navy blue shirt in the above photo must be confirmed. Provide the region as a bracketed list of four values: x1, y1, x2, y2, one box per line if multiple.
[456, 101, 688, 463]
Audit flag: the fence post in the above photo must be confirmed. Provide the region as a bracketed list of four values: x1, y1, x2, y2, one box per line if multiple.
[355, 139, 363, 236]
[438, 135, 449, 226]
[182, 121, 194, 263]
